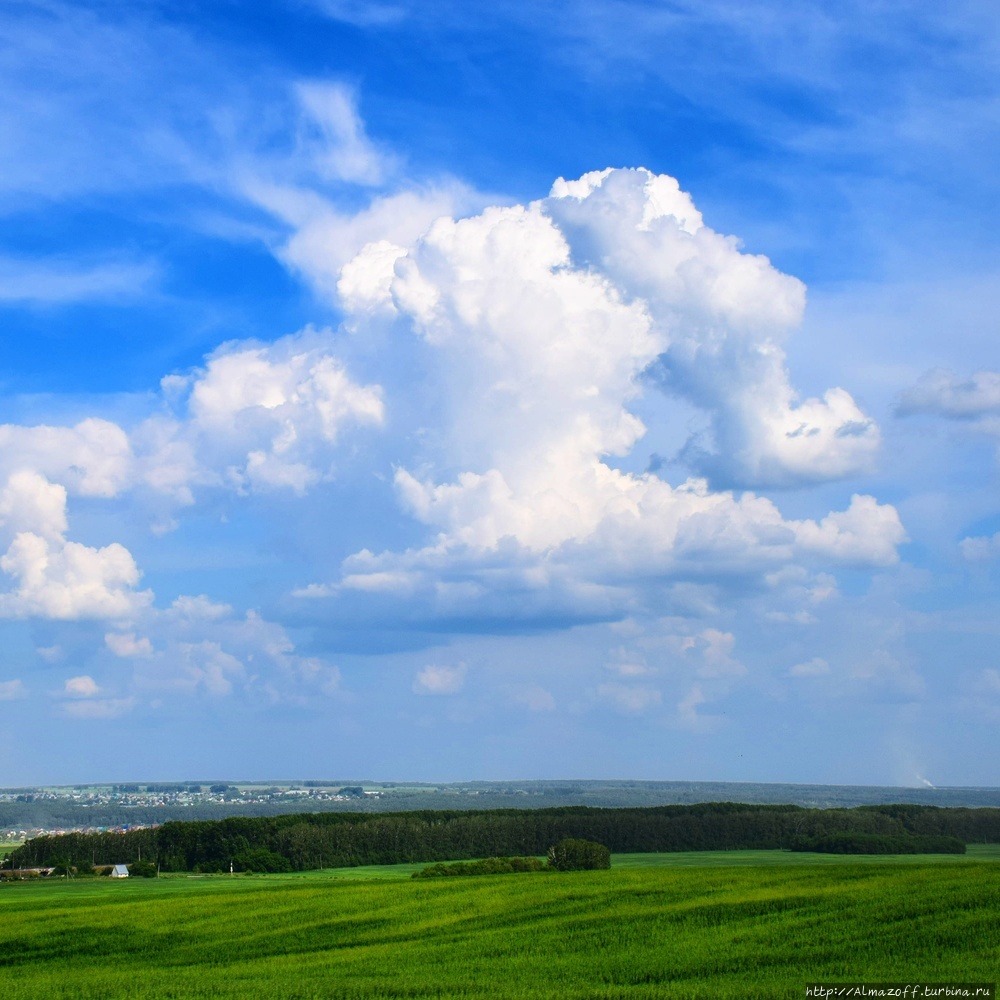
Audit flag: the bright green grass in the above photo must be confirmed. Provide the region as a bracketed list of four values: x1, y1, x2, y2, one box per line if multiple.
[296, 861, 437, 880]
[312, 844, 1000, 878]
[1, 855, 999, 999]
[612, 843, 1000, 868]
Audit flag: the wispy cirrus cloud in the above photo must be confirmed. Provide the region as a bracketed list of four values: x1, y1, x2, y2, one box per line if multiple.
[0, 256, 158, 305]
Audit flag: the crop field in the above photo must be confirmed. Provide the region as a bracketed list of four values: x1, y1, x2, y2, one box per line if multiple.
[0, 851, 997, 999]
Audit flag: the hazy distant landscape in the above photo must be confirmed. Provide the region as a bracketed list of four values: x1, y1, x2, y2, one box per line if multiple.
[4, 779, 1000, 841]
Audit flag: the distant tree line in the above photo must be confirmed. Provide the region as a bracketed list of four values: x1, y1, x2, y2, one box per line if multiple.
[10, 803, 1000, 872]
[788, 832, 965, 854]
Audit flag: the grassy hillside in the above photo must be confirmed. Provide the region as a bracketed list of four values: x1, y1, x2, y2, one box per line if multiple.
[0, 855, 997, 998]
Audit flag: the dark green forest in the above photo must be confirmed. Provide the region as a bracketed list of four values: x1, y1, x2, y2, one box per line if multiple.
[788, 832, 965, 854]
[10, 802, 1000, 872]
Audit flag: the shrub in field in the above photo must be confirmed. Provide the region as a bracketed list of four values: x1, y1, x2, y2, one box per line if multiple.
[234, 848, 292, 873]
[546, 838, 611, 871]
[128, 861, 158, 878]
[412, 856, 545, 878]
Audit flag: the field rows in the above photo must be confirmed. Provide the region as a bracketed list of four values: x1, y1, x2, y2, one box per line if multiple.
[0, 853, 997, 998]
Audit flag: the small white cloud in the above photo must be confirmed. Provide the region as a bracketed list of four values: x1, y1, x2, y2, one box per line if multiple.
[291, 582, 337, 598]
[62, 697, 136, 719]
[960, 532, 1000, 561]
[177, 641, 245, 696]
[695, 628, 746, 678]
[897, 369, 1000, 418]
[105, 632, 153, 657]
[64, 675, 100, 698]
[597, 682, 662, 714]
[0, 679, 26, 701]
[765, 610, 817, 624]
[789, 657, 830, 677]
[413, 663, 466, 695]
[167, 595, 233, 621]
[138, 330, 384, 500]
[794, 494, 907, 568]
[511, 685, 556, 712]
[0, 469, 151, 623]
[673, 684, 727, 733]
[342, 570, 418, 594]
[0, 531, 151, 621]
[605, 649, 653, 677]
[0, 470, 68, 539]
[0, 422, 132, 500]
[656, 626, 746, 679]
[129, 600, 340, 705]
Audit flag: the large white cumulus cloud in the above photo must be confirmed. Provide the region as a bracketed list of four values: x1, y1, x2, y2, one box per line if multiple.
[333, 168, 901, 601]
[0, 167, 905, 632]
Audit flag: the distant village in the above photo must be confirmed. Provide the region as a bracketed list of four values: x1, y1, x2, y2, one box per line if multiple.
[0, 782, 382, 842]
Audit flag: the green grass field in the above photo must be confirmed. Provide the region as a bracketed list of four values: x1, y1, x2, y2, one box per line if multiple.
[0, 850, 997, 998]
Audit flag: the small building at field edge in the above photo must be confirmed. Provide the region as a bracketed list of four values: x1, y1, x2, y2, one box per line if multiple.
[110, 864, 129, 878]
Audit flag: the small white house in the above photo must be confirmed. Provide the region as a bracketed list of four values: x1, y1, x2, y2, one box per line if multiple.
[110, 864, 129, 878]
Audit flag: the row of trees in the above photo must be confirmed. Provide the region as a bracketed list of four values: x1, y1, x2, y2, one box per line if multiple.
[412, 838, 611, 877]
[10, 803, 999, 873]
[788, 833, 966, 854]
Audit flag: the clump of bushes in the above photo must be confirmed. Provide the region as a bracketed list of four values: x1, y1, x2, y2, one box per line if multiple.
[413, 838, 614, 879]
[547, 838, 611, 871]
[233, 848, 292, 873]
[412, 856, 545, 878]
[128, 861, 158, 878]
[789, 833, 965, 855]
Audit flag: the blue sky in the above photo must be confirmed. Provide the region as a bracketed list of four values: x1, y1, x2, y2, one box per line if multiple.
[2, 0, 1000, 786]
